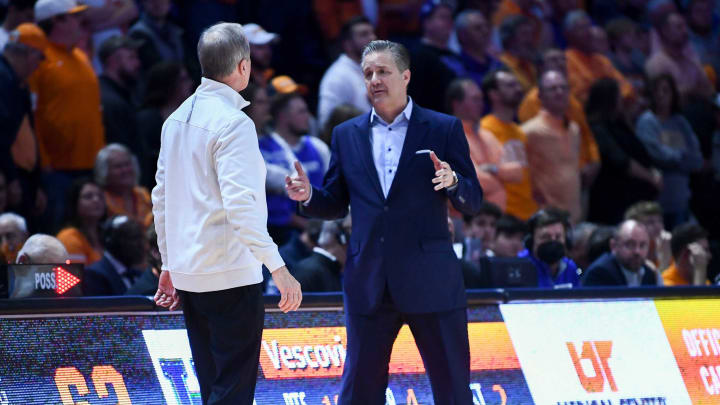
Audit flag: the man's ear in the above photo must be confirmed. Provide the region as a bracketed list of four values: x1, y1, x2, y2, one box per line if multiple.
[16, 253, 29, 264]
[403, 69, 411, 86]
[240, 58, 251, 75]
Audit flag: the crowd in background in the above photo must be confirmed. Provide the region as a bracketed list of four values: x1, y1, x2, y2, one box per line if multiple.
[1, 0, 719, 297]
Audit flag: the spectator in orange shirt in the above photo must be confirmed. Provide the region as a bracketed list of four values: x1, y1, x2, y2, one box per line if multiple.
[480, 69, 538, 220]
[518, 48, 600, 192]
[57, 178, 105, 266]
[564, 10, 635, 103]
[663, 222, 712, 286]
[447, 77, 522, 211]
[31, 0, 106, 232]
[522, 70, 583, 223]
[498, 15, 537, 92]
[94, 144, 153, 229]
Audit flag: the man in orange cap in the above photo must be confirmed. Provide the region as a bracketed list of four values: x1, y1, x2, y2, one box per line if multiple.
[1, 23, 48, 223]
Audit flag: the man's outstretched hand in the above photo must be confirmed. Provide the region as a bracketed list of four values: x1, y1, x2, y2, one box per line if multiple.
[272, 266, 302, 312]
[285, 161, 311, 202]
[430, 151, 457, 191]
[154, 270, 181, 311]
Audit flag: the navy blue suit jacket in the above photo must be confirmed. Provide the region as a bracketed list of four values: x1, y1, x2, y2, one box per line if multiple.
[301, 104, 483, 314]
[83, 256, 130, 296]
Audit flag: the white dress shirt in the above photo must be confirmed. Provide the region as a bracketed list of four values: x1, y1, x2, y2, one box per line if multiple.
[317, 53, 372, 127]
[152, 78, 284, 293]
[370, 98, 413, 197]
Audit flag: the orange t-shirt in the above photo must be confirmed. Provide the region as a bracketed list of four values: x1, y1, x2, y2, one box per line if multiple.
[57, 227, 103, 266]
[565, 48, 635, 104]
[518, 86, 600, 168]
[480, 115, 537, 220]
[522, 110, 582, 223]
[28, 41, 105, 170]
[105, 186, 153, 228]
[662, 262, 711, 286]
[499, 52, 537, 93]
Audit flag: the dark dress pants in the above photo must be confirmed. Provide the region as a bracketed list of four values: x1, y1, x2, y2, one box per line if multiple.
[178, 283, 264, 405]
[339, 290, 472, 405]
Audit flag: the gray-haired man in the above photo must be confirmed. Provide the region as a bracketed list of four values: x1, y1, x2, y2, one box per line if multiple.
[152, 22, 301, 404]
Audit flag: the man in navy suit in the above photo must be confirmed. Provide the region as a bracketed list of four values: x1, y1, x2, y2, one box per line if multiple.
[286, 40, 483, 404]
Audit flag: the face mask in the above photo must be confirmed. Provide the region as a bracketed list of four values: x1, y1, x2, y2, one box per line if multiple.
[537, 240, 566, 265]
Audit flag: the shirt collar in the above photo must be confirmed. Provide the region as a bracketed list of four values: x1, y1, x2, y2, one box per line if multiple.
[371, 97, 413, 127]
[313, 246, 338, 262]
[197, 77, 250, 110]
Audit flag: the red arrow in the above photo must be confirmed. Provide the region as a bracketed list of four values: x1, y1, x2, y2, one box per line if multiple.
[55, 266, 80, 295]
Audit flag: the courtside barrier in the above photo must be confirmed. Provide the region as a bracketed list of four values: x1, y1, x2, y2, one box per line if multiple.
[1, 287, 718, 404]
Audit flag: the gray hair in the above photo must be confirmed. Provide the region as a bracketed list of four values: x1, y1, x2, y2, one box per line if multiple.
[318, 220, 343, 246]
[198, 22, 250, 80]
[16, 234, 69, 264]
[94, 143, 141, 187]
[361, 40, 410, 72]
[455, 9, 484, 33]
[564, 10, 590, 33]
[0, 212, 28, 233]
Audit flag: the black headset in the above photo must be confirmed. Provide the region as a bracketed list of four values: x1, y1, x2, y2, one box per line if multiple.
[524, 208, 573, 251]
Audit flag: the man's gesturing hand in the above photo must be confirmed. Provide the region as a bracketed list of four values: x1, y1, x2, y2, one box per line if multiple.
[272, 266, 302, 312]
[430, 151, 457, 191]
[154, 270, 181, 311]
[285, 161, 311, 202]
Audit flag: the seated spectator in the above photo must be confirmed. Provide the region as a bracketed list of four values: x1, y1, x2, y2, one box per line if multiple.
[646, 11, 714, 102]
[585, 225, 615, 266]
[0, 0, 36, 49]
[568, 221, 598, 271]
[84, 215, 147, 296]
[279, 219, 322, 271]
[492, 0, 553, 49]
[126, 223, 161, 295]
[408, 0, 461, 113]
[455, 9, 504, 90]
[481, 69, 537, 220]
[624, 201, 673, 272]
[128, 0, 185, 71]
[448, 216, 485, 289]
[517, 48, 601, 201]
[81, 0, 137, 72]
[98, 35, 143, 156]
[240, 82, 272, 137]
[546, 0, 580, 48]
[292, 220, 347, 292]
[243, 23, 278, 88]
[663, 222, 712, 286]
[686, 0, 720, 82]
[0, 212, 28, 263]
[519, 208, 581, 288]
[492, 214, 527, 258]
[136, 62, 193, 188]
[317, 16, 375, 128]
[462, 201, 502, 262]
[321, 104, 363, 146]
[605, 17, 646, 89]
[523, 70, 582, 223]
[259, 92, 330, 245]
[635, 74, 703, 229]
[582, 219, 659, 286]
[94, 144, 153, 229]
[498, 15, 537, 92]
[586, 79, 661, 225]
[57, 178, 105, 266]
[447, 78, 521, 211]
[31, 0, 105, 232]
[564, 10, 635, 103]
[16, 233, 68, 264]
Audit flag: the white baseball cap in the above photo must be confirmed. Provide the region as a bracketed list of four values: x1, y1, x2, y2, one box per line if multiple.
[242, 23, 278, 45]
[35, 0, 88, 22]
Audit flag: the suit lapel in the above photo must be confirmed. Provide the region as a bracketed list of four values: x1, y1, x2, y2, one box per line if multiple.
[353, 115, 385, 201]
[386, 104, 430, 201]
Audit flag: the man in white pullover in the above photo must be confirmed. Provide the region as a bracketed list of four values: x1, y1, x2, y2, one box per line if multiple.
[152, 22, 302, 405]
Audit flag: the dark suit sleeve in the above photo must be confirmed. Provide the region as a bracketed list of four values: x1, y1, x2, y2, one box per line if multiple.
[444, 118, 483, 215]
[581, 264, 618, 287]
[300, 128, 350, 219]
[82, 268, 113, 296]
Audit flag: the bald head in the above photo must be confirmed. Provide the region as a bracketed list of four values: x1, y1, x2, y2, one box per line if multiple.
[16, 234, 69, 264]
[538, 70, 570, 116]
[610, 220, 650, 271]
